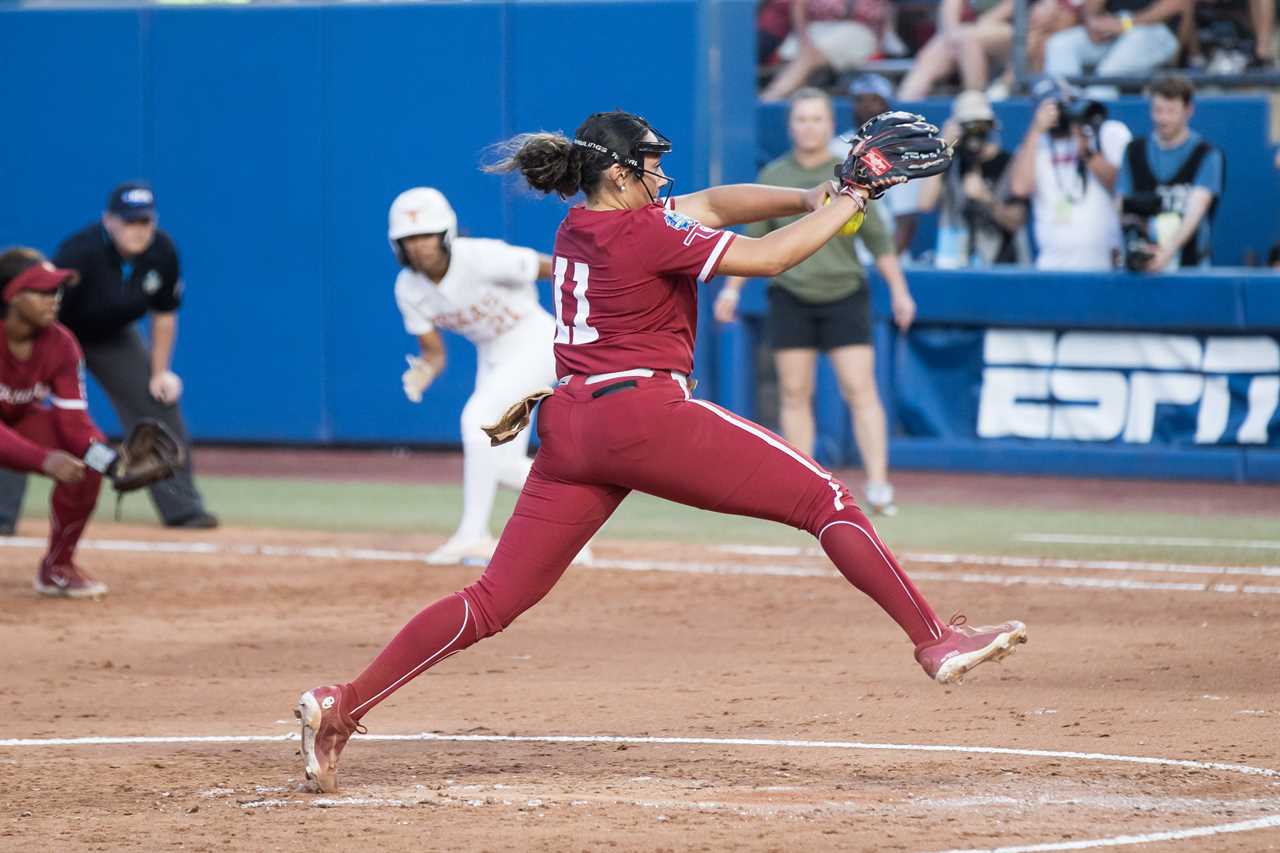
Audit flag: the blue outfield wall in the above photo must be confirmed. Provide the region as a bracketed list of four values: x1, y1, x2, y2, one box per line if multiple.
[4, 1, 1279, 482]
[0, 0, 757, 443]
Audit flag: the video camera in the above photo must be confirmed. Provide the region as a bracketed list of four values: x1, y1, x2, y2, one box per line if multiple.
[1031, 76, 1107, 141]
[1121, 194, 1161, 272]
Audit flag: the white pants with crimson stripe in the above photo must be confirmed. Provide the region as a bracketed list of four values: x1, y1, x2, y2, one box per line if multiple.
[453, 318, 558, 541]
[347, 373, 943, 718]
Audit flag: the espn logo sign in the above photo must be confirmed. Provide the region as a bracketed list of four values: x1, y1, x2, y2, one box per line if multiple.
[859, 147, 893, 177]
[976, 330, 1280, 445]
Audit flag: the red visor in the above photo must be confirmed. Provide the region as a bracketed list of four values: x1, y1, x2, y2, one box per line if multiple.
[3, 262, 79, 303]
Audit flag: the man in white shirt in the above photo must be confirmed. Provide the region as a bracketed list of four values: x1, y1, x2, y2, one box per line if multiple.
[1009, 76, 1132, 270]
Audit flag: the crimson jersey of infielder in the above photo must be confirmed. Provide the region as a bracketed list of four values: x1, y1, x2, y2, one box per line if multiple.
[295, 111, 1026, 793]
[0, 254, 107, 597]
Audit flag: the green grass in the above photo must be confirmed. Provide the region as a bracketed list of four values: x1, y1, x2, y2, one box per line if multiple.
[18, 474, 1280, 567]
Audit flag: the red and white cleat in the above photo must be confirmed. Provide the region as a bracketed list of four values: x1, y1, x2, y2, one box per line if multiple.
[34, 563, 108, 599]
[295, 684, 363, 793]
[915, 615, 1027, 684]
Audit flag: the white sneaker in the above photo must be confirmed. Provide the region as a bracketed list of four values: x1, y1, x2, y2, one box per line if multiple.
[864, 481, 898, 517]
[424, 535, 497, 566]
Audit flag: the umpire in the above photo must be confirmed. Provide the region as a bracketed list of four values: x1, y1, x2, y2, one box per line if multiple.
[0, 182, 217, 530]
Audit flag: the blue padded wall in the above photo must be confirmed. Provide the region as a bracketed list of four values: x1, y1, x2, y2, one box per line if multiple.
[0, 0, 757, 443]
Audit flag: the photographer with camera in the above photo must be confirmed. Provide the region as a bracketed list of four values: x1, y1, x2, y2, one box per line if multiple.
[918, 91, 1028, 268]
[1116, 73, 1223, 272]
[1009, 76, 1132, 270]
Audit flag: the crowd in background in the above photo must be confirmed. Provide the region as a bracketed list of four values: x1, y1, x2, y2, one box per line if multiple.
[755, 0, 1280, 272]
[758, 0, 1278, 103]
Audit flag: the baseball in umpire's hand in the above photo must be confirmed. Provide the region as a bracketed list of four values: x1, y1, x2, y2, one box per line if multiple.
[149, 370, 183, 404]
[43, 450, 86, 484]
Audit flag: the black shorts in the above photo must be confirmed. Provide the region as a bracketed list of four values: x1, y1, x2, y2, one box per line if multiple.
[765, 286, 871, 352]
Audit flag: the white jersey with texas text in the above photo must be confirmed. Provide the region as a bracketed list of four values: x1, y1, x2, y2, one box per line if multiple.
[394, 238, 552, 357]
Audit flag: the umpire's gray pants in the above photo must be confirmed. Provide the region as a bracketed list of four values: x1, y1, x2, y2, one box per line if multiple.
[0, 327, 207, 526]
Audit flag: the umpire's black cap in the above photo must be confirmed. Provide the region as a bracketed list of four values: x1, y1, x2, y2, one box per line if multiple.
[107, 181, 158, 222]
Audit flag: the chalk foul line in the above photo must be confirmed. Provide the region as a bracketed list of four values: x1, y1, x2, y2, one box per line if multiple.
[2, 732, 1276, 780]
[3, 731, 1279, 850]
[2, 536, 1280, 596]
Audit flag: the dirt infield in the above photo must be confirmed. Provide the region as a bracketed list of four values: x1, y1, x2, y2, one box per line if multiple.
[2, 523, 1278, 852]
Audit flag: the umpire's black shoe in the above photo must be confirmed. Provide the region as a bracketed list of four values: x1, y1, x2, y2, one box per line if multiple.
[165, 512, 220, 530]
[0, 521, 16, 537]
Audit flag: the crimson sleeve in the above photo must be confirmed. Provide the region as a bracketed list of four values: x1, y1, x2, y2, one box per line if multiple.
[635, 205, 736, 284]
[48, 330, 102, 455]
[0, 422, 52, 474]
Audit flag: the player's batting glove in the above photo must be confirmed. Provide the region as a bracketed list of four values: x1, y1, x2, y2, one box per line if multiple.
[836, 110, 953, 199]
[402, 355, 437, 403]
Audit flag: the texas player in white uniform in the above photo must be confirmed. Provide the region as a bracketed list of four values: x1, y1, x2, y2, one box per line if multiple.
[390, 187, 588, 566]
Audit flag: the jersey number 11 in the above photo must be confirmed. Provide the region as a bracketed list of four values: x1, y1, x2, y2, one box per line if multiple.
[553, 256, 600, 345]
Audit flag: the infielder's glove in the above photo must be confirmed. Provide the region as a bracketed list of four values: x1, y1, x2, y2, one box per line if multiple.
[100, 419, 186, 493]
[837, 111, 953, 198]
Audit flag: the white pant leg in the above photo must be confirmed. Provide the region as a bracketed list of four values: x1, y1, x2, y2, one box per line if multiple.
[453, 318, 557, 539]
[1095, 24, 1179, 76]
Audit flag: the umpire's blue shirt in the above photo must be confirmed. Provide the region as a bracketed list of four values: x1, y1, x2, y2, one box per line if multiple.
[54, 224, 183, 344]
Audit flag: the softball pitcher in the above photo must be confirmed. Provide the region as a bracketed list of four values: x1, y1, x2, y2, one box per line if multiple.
[390, 188, 589, 566]
[297, 112, 1026, 793]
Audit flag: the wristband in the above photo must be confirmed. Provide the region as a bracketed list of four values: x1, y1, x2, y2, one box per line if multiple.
[834, 183, 869, 210]
[84, 441, 119, 475]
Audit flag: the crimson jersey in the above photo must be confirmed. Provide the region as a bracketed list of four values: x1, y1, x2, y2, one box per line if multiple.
[0, 323, 96, 470]
[550, 201, 735, 378]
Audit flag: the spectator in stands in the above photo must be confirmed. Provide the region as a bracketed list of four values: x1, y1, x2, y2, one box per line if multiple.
[1009, 76, 1131, 270]
[1044, 0, 1185, 97]
[1116, 73, 1223, 272]
[898, 0, 1074, 100]
[759, 0, 889, 102]
[757, 0, 793, 64]
[918, 91, 1028, 267]
[714, 88, 915, 516]
[829, 74, 922, 257]
[1269, 244, 1280, 270]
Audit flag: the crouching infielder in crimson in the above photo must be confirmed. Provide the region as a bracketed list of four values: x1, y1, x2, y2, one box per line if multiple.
[0, 248, 112, 599]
